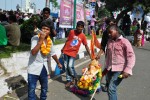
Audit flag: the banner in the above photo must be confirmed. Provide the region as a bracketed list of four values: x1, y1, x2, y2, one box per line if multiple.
[59, 0, 73, 28]
[86, 9, 91, 20]
[59, 0, 84, 28]
[76, 4, 84, 22]
[131, 5, 144, 21]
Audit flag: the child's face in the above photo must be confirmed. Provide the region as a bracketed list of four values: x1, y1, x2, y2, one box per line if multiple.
[76, 25, 84, 33]
[43, 11, 49, 19]
[108, 29, 118, 40]
[41, 26, 50, 36]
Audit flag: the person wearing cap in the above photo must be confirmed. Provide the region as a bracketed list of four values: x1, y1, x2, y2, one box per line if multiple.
[27, 21, 62, 100]
[61, 21, 92, 88]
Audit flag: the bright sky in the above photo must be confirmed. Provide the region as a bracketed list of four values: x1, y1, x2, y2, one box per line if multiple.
[0, 0, 60, 11]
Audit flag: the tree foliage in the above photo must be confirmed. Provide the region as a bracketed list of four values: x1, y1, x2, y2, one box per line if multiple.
[20, 15, 41, 44]
[50, 0, 59, 9]
[103, 0, 150, 22]
[98, 8, 110, 18]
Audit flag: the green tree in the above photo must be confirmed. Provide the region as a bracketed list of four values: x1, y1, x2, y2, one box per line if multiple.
[50, 0, 59, 11]
[104, 0, 150, 23]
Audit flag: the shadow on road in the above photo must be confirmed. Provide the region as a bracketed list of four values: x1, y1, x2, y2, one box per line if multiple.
[137, 47, 150, 51]
[54, 74, 97, 100]
[2, 75, 40, 100]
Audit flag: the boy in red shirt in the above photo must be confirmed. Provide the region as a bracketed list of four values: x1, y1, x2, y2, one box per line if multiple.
[61, 21, 92, 87]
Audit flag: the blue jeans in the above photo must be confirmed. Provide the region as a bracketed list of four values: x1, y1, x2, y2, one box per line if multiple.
[63, 54, 76, 82]
[106, 70, 123, 100]
[28, 66, 48, 100]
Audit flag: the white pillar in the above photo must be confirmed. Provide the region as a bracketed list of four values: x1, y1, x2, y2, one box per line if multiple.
[45, 0, 50, 8]
[25, 0, 30, 12]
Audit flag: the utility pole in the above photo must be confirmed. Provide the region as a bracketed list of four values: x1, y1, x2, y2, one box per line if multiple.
[11, 0, 12, 10]
[21, 0, 22, 12]
[5, 0, 6, 10]
[73, 0, 77, 29]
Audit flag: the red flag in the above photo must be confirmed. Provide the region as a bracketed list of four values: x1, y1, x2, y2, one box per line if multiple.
[90, 30, 101, 59]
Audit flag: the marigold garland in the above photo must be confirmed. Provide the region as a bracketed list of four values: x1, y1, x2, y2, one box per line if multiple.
[77, 69, 102, 94]
[38, 34, 52, 56]
[70, 61, 102, 96]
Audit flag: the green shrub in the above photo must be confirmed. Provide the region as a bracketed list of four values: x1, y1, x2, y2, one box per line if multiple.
[20, 15, 41, 44]
[0, 43, 30, 58]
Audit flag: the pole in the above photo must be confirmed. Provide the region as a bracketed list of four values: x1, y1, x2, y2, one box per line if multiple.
[73, 0, 77, 29]
[21, 0, 22, 12]
[11, 0, 12, 10]
[5, 0, 6, 10]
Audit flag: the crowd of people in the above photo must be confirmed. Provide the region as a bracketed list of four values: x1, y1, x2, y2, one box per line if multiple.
[0, 7, 150, 100]
[0, 8, 61, 47]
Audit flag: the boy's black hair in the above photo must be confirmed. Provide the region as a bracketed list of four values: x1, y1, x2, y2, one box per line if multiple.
[41, 20, 52, 29]
[77, 21, 84, 27]
[107, 24, 120, 33]
[0, 14, 7, 21]
[92, 15, 95, 18]
[8, 15, 17, 22]
[105, 17, 116, 25]
[137, 24, 141, 29]
[42, 7, 50, 14]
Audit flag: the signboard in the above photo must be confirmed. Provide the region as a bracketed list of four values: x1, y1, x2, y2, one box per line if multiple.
[86, 9, 91, 20]
[90, 2, 96, 7]
[76, 3, 84, 22]
[59, 0, 73, 28]
[59, 0, 84, 28]
[131, 6, 144, 21]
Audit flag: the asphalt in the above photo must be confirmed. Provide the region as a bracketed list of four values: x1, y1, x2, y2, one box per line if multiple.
[1, 42, 150, 100]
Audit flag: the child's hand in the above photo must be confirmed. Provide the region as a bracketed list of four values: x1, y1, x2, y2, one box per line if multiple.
[39, 33, 46, 42]
[61, 49, 63, 53]
[122, 72, 130, 78]
[57, 63, 62, 69]
[95, 54, 100, 60]
[102, 68, 108, 77]
[48, 74, 51, 79]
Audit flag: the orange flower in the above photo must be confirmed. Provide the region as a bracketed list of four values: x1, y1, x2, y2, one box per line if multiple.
[38, 34, 52, 56]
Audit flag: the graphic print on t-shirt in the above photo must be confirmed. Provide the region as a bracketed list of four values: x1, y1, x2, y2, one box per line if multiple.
[70, 36, 79, 46]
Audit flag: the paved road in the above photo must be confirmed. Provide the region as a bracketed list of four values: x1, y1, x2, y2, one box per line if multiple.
[1, 42, 150, 100]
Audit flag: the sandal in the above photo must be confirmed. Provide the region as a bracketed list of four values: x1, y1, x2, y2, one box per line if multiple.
[65, 82, 72, 88]
[65, 81, 75, 88]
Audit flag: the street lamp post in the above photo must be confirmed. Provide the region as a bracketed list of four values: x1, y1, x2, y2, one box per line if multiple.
[21, 0, 22, 12]
[5, 0, 6, 10]
[11, 0, 12, 10]
[73, 0, 77, 29]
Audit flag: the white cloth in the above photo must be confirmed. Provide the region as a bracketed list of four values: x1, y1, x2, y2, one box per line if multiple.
[24, 17, 29, 21]
[28, 35, 56, 75]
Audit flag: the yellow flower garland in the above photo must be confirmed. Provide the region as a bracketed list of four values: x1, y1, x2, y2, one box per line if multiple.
[38, 34, 52, 56]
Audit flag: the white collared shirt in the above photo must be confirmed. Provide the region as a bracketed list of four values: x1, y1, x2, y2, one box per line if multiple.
[28, 35, 55, 75]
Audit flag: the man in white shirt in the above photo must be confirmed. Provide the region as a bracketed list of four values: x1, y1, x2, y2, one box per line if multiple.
[28, 20, 62, 100]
